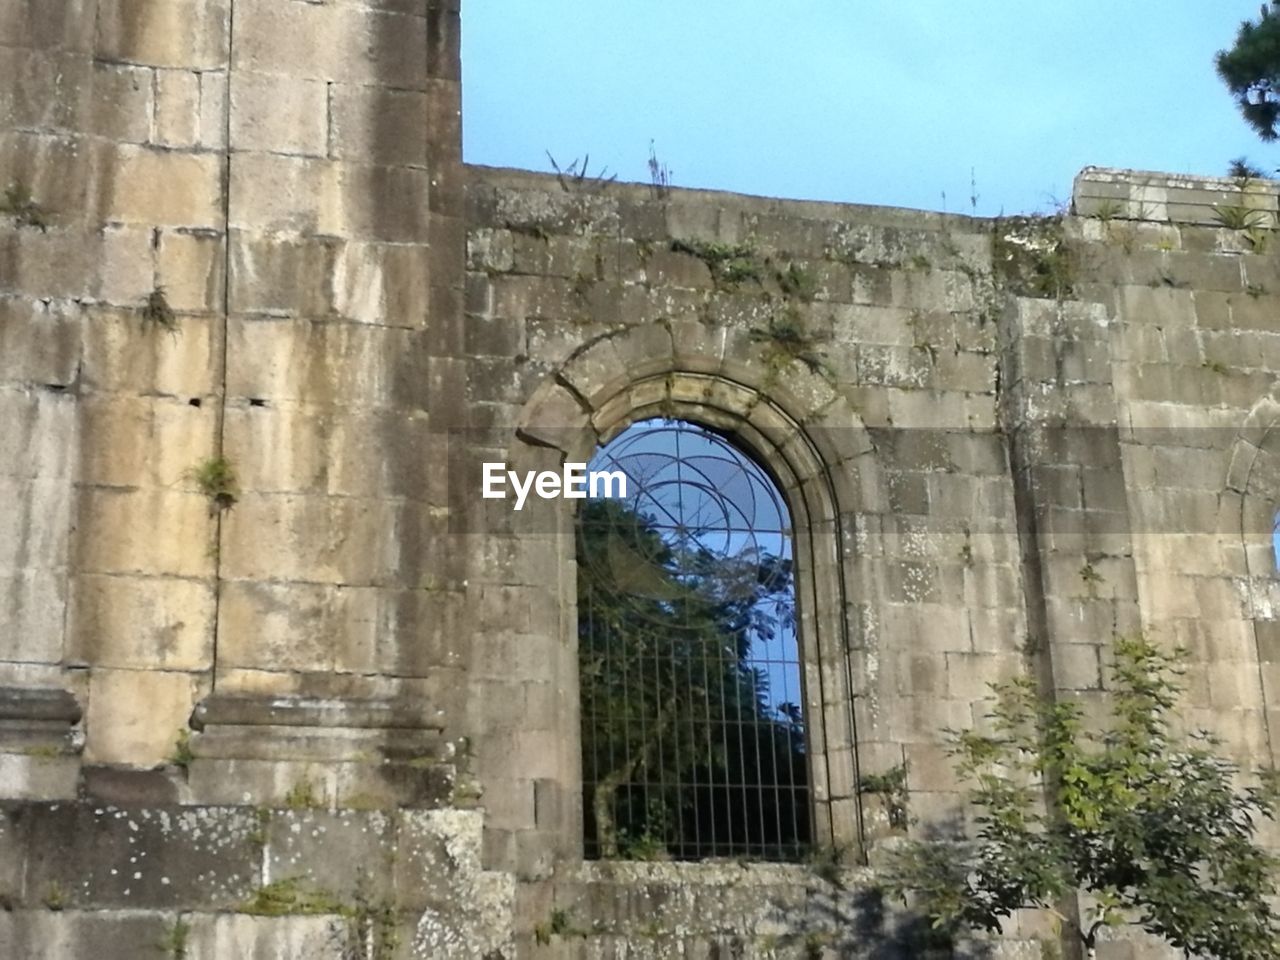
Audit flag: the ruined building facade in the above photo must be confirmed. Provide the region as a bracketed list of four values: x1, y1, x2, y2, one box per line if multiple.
[4, 2, 1280, 957]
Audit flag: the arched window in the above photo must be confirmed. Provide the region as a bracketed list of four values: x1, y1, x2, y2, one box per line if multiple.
[577, 418, 811, 860]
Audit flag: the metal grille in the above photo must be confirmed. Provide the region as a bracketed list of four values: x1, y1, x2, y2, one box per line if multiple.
[578, 418, 810, 860]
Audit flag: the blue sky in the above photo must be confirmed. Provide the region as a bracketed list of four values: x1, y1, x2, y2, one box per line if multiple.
[462, 2, 1271, 217]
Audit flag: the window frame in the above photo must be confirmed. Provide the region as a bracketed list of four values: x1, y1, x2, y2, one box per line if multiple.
[525, 369, 869, 863]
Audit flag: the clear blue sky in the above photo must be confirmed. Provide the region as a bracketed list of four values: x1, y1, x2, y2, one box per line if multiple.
[462, 2, 1271, 217]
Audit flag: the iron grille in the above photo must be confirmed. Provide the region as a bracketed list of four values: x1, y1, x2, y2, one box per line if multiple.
[578, 418, 811, 860]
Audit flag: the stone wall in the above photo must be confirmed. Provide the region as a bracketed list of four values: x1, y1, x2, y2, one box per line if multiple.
[4, 0, 1280, 955]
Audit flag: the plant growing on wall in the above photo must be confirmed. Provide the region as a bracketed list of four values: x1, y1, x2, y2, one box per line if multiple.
[0, 182, 50, 230]
[885, 636, 1280, 960]
[189, 456, 238, 510]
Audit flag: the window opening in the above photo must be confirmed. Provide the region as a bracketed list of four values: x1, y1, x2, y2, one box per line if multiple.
[577, 417, 811, 860]
[1273, 510, 1280, 572]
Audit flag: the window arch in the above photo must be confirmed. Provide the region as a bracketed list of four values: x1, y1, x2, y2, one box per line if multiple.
[577, 418, 811, 860]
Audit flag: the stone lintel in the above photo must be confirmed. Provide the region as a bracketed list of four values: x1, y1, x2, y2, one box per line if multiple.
[190, 694, 445, 732]
[0, 687, 82, 725]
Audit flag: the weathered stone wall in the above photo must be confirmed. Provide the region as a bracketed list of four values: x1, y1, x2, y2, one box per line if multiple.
[4, 0, 1280, 955]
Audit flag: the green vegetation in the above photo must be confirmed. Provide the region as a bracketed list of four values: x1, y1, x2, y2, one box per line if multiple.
[0, 182, 50, 230]
[992, 217, 1077, 300]
[1214, 201, 1267, 231]
[886, 636, 1280, 959]
[749, 307, 828, 375]
[143, 287, 177, 331]
[158, 918, 191, 959]
[170, 729, 194, 771]
[545, 150, 616, 193]
[189, 456, 237, 510]
[858, 763, 910, 831]
[776, 261, 819, 301]
[670, 238, 764, 286]
[284, 777, 321, 809]
[240, 877, 345, 916]
[647, 140, 673, 200]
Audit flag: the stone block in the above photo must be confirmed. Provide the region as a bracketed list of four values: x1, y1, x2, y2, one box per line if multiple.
[0, 911, 172, 960]
[0, 754, 80, 800]
[0, 48, 91, 133]
[0, 228, 95, 301]
[230, 70, 327, 157]
[198, 68, 227, 148]
[234, 0, 429, 89]
[97, 224, 156, 306]
[198, 914, 346, 959]
[219, 493, 403, 586]
[0, 298, 81, 386]
[264, 809, 395, 900]
[225, 316, 427, 409]
[69, 573, 214, 670]
[74, 487, 215, 579]
[228, 152, 339, 234]
[230, 233, 341, 317]
[84, 668, 200, 765]
[330, 84, 431, 167]
[0, 571, 67, 663]
[157, 228, 225, 313]
[102, 145, 223, 228]
[216, 580, 375, 673]
[19, 805, 256, 909]
[153, 68, 199, 147]
[0, 476, 72, 574]
[333, 241, 433, 327]
[0, 0, 97, 52]
[87, 61, 152, 143]
[0, 389, 76, 480]
[78, 395, 216, 488]
[80, 308, 218, 399]
[96, 0, 229, 69]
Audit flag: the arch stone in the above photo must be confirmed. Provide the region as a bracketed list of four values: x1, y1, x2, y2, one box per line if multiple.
[515, 324, 880, 858]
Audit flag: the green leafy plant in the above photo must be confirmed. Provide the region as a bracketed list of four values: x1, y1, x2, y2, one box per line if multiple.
[1091, 198, 1125, 222]
[0, 182, 50, 230]
[534, 907, 579, 945]
[158, 918, 191, 959]
[777, 261, 819, 301]
[993, 217, 1077, 300]
[1214, 202, 1267, 230]
[805, 844, 847, 886]
[749, 308, 828, 375]
[859, 763, 910, 831]
[143, 287, 177, 330]
[240, 877, 345, 916]
[1078, 562, 1103, 585]
[886, 636, 1280, 959]
[284, 777, 320, 809]
[647, 139, 673, 200]
[170, 729, 194, 770]
[189, 456, 237, 510]
[1204, 359, 1231, 375]
[670, 238, 764, 286]
[43, 881, 65, 911]
[545, 150, 616, 193]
